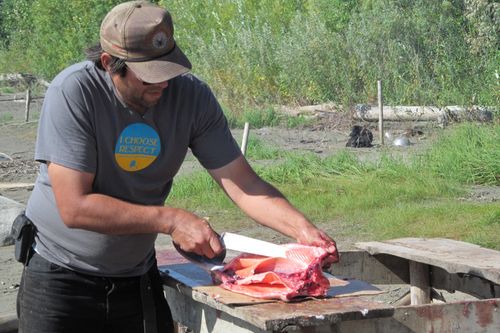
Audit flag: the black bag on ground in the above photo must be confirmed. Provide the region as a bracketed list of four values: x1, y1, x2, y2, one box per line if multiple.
[346, 125, 373, 148]
[11, 212, 36, 264]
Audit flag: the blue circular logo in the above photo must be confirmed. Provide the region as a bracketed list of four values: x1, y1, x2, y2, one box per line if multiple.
[115, 123, 161, 171]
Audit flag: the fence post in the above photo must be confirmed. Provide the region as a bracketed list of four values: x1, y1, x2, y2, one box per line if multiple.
[241, 122, 250, 156]
[24, 88, 31, 122]
[377, 80, 384, 145]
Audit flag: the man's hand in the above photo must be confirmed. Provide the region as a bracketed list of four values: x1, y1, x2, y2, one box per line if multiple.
[168, 212, 223, 259]
[297, 225, 339, 264]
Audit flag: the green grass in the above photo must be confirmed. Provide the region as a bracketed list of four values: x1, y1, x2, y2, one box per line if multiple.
[245, 137, 284, 160]
[285, 114, 315, 129]
[166, 124, 500, 250]
[226, 106, 315, 129]
[0, 86, 16, 94]
[416, 123, 500, 185]
[0, 112, 14, 123]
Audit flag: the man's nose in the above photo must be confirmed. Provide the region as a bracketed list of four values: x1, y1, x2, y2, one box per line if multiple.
[147, 80, 168, 89]
[155, 80, 169, 89]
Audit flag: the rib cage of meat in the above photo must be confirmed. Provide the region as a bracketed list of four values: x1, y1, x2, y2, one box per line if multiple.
[212, 244, 331, 301]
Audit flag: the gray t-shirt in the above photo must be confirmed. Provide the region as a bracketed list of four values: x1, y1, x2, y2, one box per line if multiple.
[26, 61, 241, 277]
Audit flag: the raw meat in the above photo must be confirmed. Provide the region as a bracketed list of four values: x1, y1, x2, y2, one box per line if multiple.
[212, 244, 332, 301]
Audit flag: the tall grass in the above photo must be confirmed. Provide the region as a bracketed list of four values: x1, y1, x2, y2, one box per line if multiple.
[0, 0, 497, 110]
[416, 123, 500, 185]
[225, 106, 315, 129]
[168, 0, 499, 108]
[240, 108, 281, 128]
[244, 137, 284, 160]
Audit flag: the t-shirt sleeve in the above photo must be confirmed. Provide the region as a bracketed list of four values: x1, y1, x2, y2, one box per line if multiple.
[189, 84, 241, 170]
[35, 74, 97, 173]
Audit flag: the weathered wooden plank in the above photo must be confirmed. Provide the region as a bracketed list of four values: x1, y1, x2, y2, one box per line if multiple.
[337, 250, 497, 299]
[164, 281, 394, 332]
[0, 183, 34, 190]
[352, 104, 494, 123]
[356, 238, 500, 284]
[241, 297, 394, 332]
[165, 287, 269, 333]
[334, 250, 409, 284]
[166, 281, 500, 333]
[339, 298, 500, 333]
[431, 266, 498, 299]
[409, 261, 430, 305]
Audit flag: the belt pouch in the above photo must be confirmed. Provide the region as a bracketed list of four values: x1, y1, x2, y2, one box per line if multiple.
[11, 212, 36, 264]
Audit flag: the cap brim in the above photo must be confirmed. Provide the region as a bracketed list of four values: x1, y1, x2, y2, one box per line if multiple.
[125, 45, 192, 84]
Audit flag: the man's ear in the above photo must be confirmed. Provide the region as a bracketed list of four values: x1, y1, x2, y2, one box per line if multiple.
[100, 53, 113, 72]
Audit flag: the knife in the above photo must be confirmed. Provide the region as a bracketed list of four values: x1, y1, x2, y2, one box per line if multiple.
[172, 232, 288, 271]
[220, 232, 288, 258]
[172, 241, 226, 271]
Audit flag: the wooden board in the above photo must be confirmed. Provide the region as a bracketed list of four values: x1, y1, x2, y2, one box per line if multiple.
[0, 182, 34, 190]
[356, 238, 500, 284]
[163, 277, 393, 332]
[338, 298, 500, 333]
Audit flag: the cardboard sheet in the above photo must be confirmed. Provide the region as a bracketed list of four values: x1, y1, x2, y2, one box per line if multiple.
[327, 275, 384, 298]
[159, 263, 384, 306]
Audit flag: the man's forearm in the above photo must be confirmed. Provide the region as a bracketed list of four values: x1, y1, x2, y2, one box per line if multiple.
[58, 191, 223, 257]
[59, 192, 178, 235]
[48, 159, 224, 257]
[230, 181, 337, 253]
[209, 155, 318, 242]
[227, 180, 314, 241]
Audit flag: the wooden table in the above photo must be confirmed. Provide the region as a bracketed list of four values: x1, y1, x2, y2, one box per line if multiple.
[356, 238, 500, 305]
[159, 238, 500, 332]
[160, 263, 393, 332]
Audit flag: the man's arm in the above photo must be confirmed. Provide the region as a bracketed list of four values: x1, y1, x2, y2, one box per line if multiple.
[208, 155, 337, 254]
[48, 162, 222, 257]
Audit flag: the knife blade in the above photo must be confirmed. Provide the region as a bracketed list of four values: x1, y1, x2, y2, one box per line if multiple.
[172, 233, 289, 271]
[220, 232, 288, 258]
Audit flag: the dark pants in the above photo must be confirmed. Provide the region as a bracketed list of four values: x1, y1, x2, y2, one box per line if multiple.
[17, 252, 174, 333]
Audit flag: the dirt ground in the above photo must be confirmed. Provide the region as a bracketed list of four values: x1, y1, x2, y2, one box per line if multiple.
[0, 98, 497, 318]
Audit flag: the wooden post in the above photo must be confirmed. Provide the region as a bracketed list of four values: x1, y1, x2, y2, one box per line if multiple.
[241, 122, 250, 156]
[24, 88, 31, 122]
[377, 80, 384, 145]
[409, 261, 430, 305]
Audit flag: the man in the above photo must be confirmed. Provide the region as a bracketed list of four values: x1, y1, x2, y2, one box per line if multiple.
[18, 1, 338, 332]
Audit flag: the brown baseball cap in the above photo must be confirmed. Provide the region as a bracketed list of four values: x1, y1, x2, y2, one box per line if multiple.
[100, 1, 192, 83]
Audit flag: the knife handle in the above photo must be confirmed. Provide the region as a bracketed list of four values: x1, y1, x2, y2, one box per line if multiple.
[172, 241, 226, 266]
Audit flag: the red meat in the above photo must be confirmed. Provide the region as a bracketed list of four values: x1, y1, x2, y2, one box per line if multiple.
[213, 244, 331, 301]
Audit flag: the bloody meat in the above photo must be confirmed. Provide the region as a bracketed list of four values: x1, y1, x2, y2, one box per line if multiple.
[213, 244, 332, 301]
